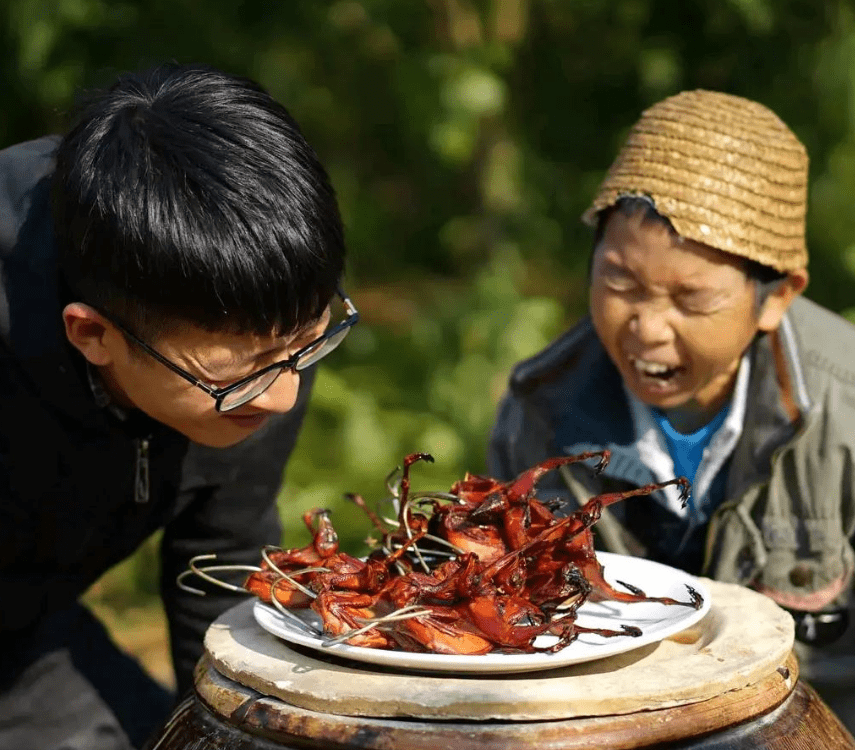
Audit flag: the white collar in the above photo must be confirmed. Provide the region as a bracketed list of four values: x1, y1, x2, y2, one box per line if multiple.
[623, 353, 750, 521]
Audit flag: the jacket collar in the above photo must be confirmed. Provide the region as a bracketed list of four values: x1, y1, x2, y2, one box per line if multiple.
[0, 136, 113, 425]
[726, 314, 811, 498]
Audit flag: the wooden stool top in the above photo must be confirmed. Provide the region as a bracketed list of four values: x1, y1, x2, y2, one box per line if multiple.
[202, 579, 794, 722]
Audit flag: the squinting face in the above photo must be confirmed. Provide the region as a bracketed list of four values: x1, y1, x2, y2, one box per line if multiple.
[99, 311, 330, 448]
[590, 210, 763, 428]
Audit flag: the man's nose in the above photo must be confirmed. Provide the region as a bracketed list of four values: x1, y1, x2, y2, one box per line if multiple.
[249, 369, 301, 413]
[628, 299, 674, 345]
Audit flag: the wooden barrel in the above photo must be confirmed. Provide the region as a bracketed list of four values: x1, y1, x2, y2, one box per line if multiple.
[144, 580, 855, 749]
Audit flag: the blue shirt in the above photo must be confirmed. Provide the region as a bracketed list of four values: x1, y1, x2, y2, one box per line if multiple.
[651, 404, 730, 503]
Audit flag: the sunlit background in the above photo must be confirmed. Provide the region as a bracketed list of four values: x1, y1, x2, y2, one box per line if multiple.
[6, 0, 855, 687]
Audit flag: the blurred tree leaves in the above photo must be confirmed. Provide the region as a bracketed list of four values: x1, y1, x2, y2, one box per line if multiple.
[278, 248, 565, 549]
[6, 0, 852, 293]
[6, 0, 855, 549]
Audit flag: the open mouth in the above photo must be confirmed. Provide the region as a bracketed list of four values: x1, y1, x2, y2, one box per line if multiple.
[630, 357, 684, 383]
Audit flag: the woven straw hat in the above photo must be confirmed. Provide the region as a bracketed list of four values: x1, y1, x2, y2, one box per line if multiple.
[582, 90, 808, 272]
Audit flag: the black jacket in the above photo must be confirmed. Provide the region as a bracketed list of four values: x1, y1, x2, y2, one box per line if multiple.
[0, 136, 314, 693]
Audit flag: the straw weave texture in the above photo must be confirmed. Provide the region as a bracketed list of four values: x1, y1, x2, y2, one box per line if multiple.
[582, 90, 808, 271]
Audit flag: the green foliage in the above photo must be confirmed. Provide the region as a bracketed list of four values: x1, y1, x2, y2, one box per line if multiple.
[278, 250, 567, 551]
[5, 0, 855, 304]
[84, 533, 163, 611]
[7, 0, 855, 583]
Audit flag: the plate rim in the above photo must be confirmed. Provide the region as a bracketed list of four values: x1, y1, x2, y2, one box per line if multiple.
[251, 551, 711, 673]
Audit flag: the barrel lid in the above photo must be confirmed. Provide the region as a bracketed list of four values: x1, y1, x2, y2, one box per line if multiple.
[202, 579, 794, 721]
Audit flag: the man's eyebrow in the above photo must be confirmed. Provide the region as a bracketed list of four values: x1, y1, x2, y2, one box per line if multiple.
[675, 272, 719, 291]
[193, 357, 248, 380]
[676, 281, 712, 293]
[194, 345, 279, 377]
[198, 325, 323, 376]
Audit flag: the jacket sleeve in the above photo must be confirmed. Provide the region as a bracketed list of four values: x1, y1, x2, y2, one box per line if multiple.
[159, 367, 316, 695]
[487, 389, 559, 482]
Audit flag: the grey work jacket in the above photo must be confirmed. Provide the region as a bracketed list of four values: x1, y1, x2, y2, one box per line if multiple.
[488, 296, 855, 684]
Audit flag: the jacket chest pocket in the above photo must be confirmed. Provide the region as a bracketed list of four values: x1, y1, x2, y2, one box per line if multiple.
[756, 516, 854, 612]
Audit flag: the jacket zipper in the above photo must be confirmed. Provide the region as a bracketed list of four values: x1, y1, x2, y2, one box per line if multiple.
[135, 436, 151, 503]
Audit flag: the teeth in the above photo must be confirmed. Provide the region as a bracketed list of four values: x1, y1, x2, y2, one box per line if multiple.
[633, 358, 674, 375]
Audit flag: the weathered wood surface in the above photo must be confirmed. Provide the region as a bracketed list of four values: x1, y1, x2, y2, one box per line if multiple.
[144, 658, 855, 749]
[203, 581, 793, 720]
[143, 580, 855, 749]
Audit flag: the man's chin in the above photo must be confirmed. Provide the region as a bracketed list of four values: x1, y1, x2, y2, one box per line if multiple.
[182, 423, 266, 449]
[194, 434, 252, 448]
[626, 383, 688, 411]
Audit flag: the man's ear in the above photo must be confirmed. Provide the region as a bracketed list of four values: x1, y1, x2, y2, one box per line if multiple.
[62, 303, 119, 366]
[757, 268, 809, 333]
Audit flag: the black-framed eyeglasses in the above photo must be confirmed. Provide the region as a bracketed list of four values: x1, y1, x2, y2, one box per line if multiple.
[107, 289, 359, 412]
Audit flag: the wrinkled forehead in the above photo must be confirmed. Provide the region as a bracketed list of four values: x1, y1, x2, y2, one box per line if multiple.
[154, 307, 329, 360]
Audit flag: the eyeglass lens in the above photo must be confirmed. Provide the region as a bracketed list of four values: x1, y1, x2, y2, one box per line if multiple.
[294, 326, 349, 370]
[217, 326, 352, 411]
[218, 368, 282, 411]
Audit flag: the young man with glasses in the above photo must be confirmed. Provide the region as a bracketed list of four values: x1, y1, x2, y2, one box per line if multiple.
[0, 64, 355, 750]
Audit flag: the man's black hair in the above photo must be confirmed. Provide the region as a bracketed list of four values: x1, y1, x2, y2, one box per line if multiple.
[52, 63, 345, 339]
[591, 196, 787, 305]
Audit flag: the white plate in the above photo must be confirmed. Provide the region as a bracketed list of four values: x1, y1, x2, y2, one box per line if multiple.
[252, 552, 711, 674]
